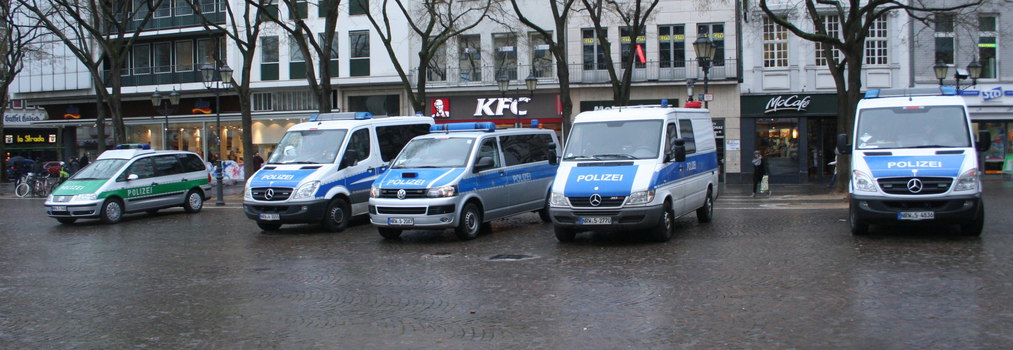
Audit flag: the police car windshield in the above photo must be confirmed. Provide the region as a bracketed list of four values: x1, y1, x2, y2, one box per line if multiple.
[69, 159, 128, 180]
[855, 106, 970, 150]
[392, 138, 473, 169]
[563, 120, 662, 160]
[269, 129, 347, 164]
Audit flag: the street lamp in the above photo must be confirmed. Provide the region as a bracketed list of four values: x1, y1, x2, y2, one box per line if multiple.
[933, 58, 982, 89]
[693, 36, 717, 109]
[151, 89, 181, 150]
[198, 62, 233, 206]
[496, 74, 538, 128]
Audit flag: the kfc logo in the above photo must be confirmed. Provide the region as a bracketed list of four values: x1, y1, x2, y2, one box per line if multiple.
[431, 98, 451, 118]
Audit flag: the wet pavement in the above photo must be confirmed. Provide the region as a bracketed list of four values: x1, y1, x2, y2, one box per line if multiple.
[0, 179, 1011, 348]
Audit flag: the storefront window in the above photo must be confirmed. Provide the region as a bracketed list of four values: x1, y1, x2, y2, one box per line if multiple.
[977, 122, 1009, 174]
[756, 118, 800, 177]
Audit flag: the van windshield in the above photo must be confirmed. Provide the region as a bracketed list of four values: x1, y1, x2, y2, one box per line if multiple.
[70, 159, 128, 180]
[391, 138, 474, 169]
[563, 120, 662, 160]
[269, 129, 347, 164]
[856, 106, 970, 149]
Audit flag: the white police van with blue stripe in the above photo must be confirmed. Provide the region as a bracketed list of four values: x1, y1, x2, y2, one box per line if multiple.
[548, 105, 719, 242]
[838, 87, 991, 235]
[243, 112, 433, 232]
[369, 122, 560, 240]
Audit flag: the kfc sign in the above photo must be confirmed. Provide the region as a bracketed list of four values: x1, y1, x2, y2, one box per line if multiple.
[430, 98, 451, 118]
[473, 97, 531, 117]
[764, 95, 812, 114]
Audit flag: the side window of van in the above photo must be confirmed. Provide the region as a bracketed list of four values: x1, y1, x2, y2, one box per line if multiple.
[341, 128, 371, 169]
[501, 134, 551, 166]
[176, 154, 207, 172]
[119, 158, 155, 181]
[152, 155, 184, 177]
[476, 138, 502, 169]
[678, 119, 697, 154]
[376, 124, 431, 162]
[666, 123, 678, 159]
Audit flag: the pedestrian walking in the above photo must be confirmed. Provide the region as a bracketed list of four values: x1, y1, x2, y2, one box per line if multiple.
[66, 156, 81, 174]
[751, 150, 767, 197]
[827, 149, 840, 188]
[252, 152, 264, 170]
[79, 152, 90, 168]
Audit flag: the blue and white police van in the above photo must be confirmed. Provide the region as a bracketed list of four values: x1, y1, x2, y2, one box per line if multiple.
[838, 87, 991, 235]
[243, 113, 433, 232]
[368, 122, 560, 240]
[548, 105, 720, 242]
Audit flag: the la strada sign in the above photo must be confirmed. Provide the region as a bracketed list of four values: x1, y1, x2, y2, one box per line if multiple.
[764, 95, 812, 114]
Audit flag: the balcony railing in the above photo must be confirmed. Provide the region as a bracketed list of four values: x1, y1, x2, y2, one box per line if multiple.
[107, 5, 225, 34]
[412, 59, 738, 88]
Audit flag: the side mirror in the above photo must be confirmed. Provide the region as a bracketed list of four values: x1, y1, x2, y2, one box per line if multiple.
[673, 139, 687, 163]
[547, 143, 558, 165]
[127, 174, 139, 181]
[836, 133, 851, 155]
[473, 156, 494, 173]
[977, 131, 991, 152]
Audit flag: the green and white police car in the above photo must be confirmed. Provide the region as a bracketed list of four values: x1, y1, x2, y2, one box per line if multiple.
[45, 144, 212, 224]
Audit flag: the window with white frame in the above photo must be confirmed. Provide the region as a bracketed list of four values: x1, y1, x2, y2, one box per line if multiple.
[697, 23, 725, 66]
[934, 13, 954, 65]
[814, 15, 840, 66]
[621, 26, 647, 69]
[458, 34, 481, 81]
[428, 39, 447, 81]
[659, 24, 685, 68]
[529, 32, 553, 78]
[978, 14, 997, 79]
[176, 40, 193, 71]
[133, 44, 151, 75]
[173, 0, 192, 16]
[864, 16, 888, 65]
[762, 17, 788, 68]
[582, 28, 607, 70]
[289, 35, 304, 63]
[262, 36, 279, 63]
[253, 93, 274, 111]
[493, 33, 517, 80]
[154, 0, 171, 18]
[153, 42, 172, 73]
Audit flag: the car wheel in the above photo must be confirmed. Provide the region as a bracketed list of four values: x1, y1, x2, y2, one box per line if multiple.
[99, 198, 123, 224]
[378, 228, 402, 240]
[183, 189, 204, 213]
[56, 217, 77, 225]
[554, 226, 577, 242]
[696, 189, 714, 223]
[321, 197, 350, 232]
[454, 203, 482, 240]
[257, 221, 282, 231]
[960, 201, 984, 236]
[647, 201, 674, 242]
[849, 202, 869, 236]
[537, 196, 552, 223]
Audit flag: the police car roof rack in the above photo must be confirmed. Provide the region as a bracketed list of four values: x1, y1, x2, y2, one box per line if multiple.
[309, 112, 373, 122]
[865, 86, 957, 99]
[431, 122, 496, 133]
[115, 143, 151, 150]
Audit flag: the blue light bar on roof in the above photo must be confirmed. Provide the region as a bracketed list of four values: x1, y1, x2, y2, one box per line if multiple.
[115, 143, 151, 150]
[939, 86, 957, 96]
[865, 87, 960, 99]
[309, 112, 373, 122]
[431, 122, 496, 133]
[865, 90, 881, 99]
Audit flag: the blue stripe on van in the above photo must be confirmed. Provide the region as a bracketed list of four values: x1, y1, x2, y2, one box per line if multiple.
[460, 163, 558, 192]
[652, 152, 719, 188]
[377, 168, 465, 189]
[249, 169, 317, 188]
[863, 155, 964, 178]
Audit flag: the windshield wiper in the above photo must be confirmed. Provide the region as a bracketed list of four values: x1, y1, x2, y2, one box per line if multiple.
[281, 161, 320, 164]
[592, 153, 637, 160]
[909, 145, 960, 148]
[563, 155, 594, 160]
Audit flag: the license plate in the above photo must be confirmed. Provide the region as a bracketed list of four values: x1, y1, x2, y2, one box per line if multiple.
[52, 205, 67, 212]
[579, 216, 612, 225]
[898, 211, 934, 221]
[388, 217, 414, 226]
[259, 213, 280, 221]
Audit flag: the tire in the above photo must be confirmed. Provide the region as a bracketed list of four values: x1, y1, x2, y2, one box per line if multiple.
[146, 209, 159, 215]
[56, 217, 77, 225]
[183, 189, 204, 213]
[647, 202, 674, 242]
[321, 197, 350, 232]
[554, 226, 577, 242]
[696, 189, 714, 223]
[257, 221, 282, 231]
[960, 201, 984, 236]
[15, 183, 30, 197]
[378, 228, 402, 240]
[537, 196, 552, 223]
[849, 202, 869, 236]
[99, 198, 124, 224]
[454, 203, 482, 240]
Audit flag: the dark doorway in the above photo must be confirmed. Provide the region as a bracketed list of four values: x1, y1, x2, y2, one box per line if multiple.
[806, 118, 837, 181]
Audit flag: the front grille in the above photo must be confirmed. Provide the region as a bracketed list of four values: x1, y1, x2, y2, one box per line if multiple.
[252, 187, 293, 201]
[379, 188, 427, 199]
[377, 206, 426, 215]
[569, 196, 626, 207]
[881, 201, 948, 210]
[878, 177, 951, 195]
[573, 210, 620, 216]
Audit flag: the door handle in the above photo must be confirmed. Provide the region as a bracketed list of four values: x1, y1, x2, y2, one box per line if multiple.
[151, 182, 159, 186]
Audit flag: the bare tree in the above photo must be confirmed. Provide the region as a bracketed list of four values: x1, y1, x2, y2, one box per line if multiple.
[757, 0, 982, 192]
[252, 0, 340, 113]
[507, 0, 577, 136]
[579, 0, 660, 105]
[1, 0, 48, 181]
[363, 0, 494, 114]
[18, 0, 166, 150]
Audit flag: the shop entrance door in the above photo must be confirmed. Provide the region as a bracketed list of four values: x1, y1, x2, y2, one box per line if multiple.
[807, 118, 837, 181]
[755, 117, 800, 183]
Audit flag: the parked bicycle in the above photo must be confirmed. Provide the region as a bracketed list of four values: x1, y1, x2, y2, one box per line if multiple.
[15, 173, 58, 198]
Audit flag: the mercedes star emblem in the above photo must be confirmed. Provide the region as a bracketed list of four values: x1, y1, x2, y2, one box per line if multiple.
[907, 178, 924, 193]
[589, 194, 602, 207]
[265, 188, 275, 200]
[397, 189, 407, 199]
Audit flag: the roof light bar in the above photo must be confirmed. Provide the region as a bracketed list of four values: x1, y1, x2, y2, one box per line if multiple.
[309, 112, 373, 122]
[430, 122, 496, 133]
[115, 143, 151, 150]
[864, 86, 958, 99]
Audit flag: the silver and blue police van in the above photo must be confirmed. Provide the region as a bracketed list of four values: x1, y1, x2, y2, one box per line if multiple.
[838, 87, 991, 235]
[548, 105, 720, 242]
[368, 122, 560, 240]
[243, 113, 433, 232]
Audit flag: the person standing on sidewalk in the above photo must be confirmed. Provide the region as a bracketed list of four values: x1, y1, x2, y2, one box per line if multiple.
[752, 150, 767, 197]
[827, 149, 840, 188]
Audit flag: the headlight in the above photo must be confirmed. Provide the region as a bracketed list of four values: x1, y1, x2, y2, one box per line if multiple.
[291, 181, 320, 200]
[370, 186, 379, 198]
[549, 192, 569, 207]
[626, 190, 656, 205]
[47, 194, 54, 202]
[953, 168, 979, 192]
[72, 193, 98, 201]
[853, 170, 877, 193]
[244, 186, 253, 200]
[426, 185, 456, 198]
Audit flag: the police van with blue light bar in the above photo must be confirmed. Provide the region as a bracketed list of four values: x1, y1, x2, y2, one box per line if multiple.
[243, 112, 434, 232]
[837, 87, 991, 235]
[368, 122, 560, 240]
[548, 104, 719, 242]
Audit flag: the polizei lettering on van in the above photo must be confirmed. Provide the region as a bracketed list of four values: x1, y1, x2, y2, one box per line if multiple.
[576, 174, 624, 182]
[887, 161, 942, 168]
[386, 179, 426, 186]
[260, 174, 295, 181]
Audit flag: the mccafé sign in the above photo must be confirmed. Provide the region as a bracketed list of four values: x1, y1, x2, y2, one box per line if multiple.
[764, 95, 812, 114]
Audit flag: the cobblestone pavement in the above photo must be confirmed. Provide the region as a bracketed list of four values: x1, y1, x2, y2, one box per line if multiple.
[0, 180, 1011, 349]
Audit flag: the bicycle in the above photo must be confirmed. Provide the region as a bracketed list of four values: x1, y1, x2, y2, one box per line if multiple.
[15, 173, 53, 198]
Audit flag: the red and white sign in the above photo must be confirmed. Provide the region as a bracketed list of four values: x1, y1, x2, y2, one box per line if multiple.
[430, 98, 451, 118]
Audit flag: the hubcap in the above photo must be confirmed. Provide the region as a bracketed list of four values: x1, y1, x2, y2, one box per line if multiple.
[331, 207, 344, 224]
[466, 212, 477, 232]
[107, 203, 121, 220]
[189, 193, 202, 209]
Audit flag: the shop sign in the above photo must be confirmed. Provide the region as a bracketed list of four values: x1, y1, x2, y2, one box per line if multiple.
[3, 112, 47, 126]
[431, 94, 560, 120]
[5, 132, 57, 144]
[981, 87, 1005, 101]
[764, 95, 811, 114]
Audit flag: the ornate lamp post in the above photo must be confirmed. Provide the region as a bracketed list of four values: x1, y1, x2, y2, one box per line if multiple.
[693, 36, 717, 109]
[934, 58, 982, 89]
[151, 89, 181, 150]
[497, 74, 539, 127]
[198, 63, 233, 206]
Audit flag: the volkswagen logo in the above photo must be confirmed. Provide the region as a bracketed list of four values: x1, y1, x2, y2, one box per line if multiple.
[907, 178, 924, 193]
[397, 189, 407, 199]
[589, 194, 602, 207]
[264, 188, 275, 200]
